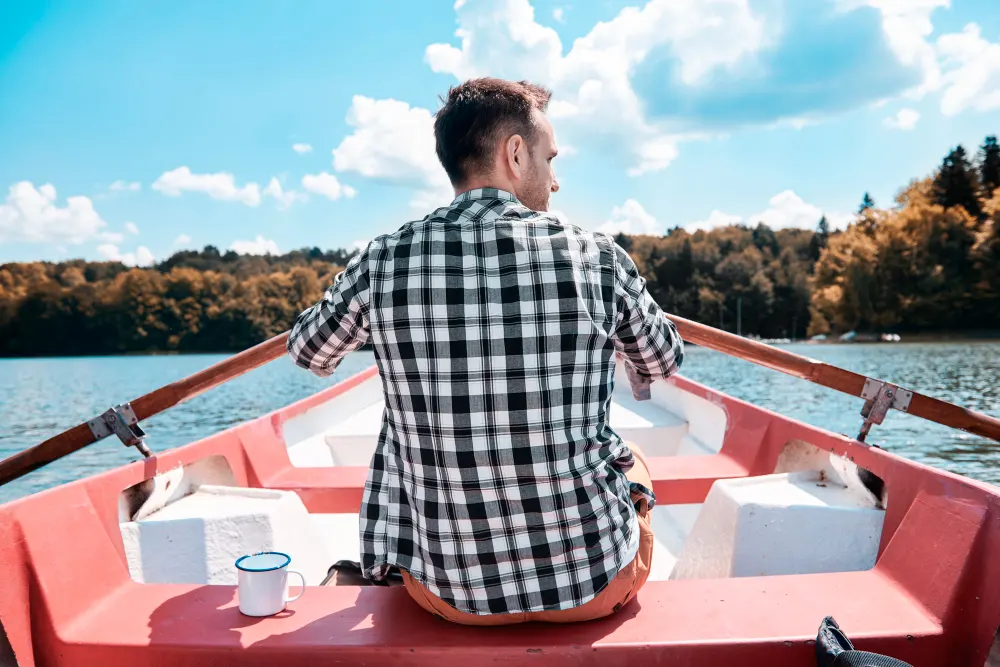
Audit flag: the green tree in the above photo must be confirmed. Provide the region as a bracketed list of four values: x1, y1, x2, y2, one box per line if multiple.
[972, 190, 1000, 325]
[859, 193, 875, 214]
[808, 215, 830, 262]
[613, 232, 633, 252]
[979, 135, 1000, 199]
[934, 145, 982, 219]
[751, 223, 779, 257]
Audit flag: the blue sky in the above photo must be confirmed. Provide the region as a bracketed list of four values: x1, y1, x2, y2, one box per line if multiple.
[1, 0, 999, 265]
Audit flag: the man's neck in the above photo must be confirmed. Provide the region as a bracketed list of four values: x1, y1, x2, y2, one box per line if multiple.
[455, 177, 516, 198]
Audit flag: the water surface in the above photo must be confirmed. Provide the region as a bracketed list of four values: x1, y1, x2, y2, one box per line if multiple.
[1, 342, 997, 504]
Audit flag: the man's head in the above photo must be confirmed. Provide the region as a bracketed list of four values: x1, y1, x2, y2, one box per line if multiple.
[434, 77, 560, 211]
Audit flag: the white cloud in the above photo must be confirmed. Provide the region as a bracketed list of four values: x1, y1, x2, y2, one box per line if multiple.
[753, 191, 829, 230]
[100, 231, 125, 244]
[336, 0, 997, 202]
[332, 95, 451, 207]
[684, 191, 852, 232]
[839, 4, 1000, 117]
[0, 181, 108, 244]
[937, 23, 1000, 116]
[97, 244, 155, 267]
[109, 180, 141, 192]
[125, 221, 139, 235]
[292, 143, 314, 154]
[174, 233, 193, 247]
[423, 0, 765, 175]
[333, 96, 448, 186]
[263, 177, 308, 209]
[152, 167, 261, 206]
[629, 136, 681, 177]
[684, 210, 743, 233]
[428, 0, 763, 87]
[884, 107, 921, 130]
[596, 199, 664, 235]
[408, 187, 455, 212]
[230, 235, 280, 256]
[836, 0, 947, 96]
[301, 172, 356, 201]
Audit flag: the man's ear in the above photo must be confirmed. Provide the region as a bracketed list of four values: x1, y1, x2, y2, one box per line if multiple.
[506, 135, 523, 178]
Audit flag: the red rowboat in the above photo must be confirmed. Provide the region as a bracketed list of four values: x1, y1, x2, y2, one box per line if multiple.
[1, 318, 999, 666]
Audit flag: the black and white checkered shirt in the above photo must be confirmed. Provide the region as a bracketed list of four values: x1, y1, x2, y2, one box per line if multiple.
[287, 188, 684, 615]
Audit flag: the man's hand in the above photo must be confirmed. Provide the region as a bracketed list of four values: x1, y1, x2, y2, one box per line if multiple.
[616, 351, 652, 401]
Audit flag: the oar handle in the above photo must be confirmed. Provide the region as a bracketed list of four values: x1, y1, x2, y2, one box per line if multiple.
[0, 333, 290, 487]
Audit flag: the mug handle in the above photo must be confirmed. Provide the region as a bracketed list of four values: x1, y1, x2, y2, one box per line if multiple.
[285, 570, 306, 603]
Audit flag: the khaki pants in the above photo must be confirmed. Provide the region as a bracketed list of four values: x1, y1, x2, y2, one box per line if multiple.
[402, 443, 655, 625]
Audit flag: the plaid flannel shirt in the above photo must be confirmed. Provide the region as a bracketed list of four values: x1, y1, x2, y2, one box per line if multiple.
[287, 188, 684, 615]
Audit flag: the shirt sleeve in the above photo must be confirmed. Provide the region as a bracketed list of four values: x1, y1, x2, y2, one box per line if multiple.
[286, 243, 372, 377]
[610, 238, 684, 382]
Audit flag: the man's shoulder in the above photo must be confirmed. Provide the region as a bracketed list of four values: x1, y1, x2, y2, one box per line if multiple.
[355, 213, 434, 250]
[356, 204, 619, 252]
[499, 207, 617, 244]
[532, 213, 621, 254]
[363, 212, 444, 249]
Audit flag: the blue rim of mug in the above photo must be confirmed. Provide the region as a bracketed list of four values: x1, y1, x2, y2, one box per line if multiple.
[235, 551, 291, 572]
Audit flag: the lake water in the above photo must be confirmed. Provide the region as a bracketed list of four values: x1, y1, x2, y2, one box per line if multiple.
[1, 342, 998, 504]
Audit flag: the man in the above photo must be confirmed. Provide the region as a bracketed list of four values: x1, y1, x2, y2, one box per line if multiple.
[287, 77, 684, 624]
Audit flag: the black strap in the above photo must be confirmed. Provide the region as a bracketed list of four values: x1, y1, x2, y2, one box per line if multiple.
[834, 650, 913, 667]
[817, 616, 912, 667]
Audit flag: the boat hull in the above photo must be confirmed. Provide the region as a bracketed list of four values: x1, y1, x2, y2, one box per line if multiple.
[2, 364, 999, 666]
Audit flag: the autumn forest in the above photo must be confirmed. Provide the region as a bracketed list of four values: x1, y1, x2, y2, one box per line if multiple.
[2, 136, 999, 357]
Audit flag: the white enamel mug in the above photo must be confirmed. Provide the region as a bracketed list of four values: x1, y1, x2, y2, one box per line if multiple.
[235, 551, 306, 617]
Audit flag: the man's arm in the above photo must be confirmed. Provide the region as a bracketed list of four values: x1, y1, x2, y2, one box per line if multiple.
[610, 239, 684, 388]
[286, 244, 372, 377]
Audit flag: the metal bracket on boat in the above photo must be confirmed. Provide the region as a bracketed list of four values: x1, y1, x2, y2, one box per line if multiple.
[857, 379, 913, 443]
[87, 404, 152, 458]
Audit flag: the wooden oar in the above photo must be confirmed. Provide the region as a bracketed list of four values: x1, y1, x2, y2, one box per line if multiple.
[667, 314, 1000, 442]
[0, 333, 289, 487]
[1, 315, 998, 488]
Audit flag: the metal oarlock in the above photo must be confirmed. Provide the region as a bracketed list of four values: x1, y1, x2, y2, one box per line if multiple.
[87, 403, 153, 458]
[857, 378, 913, 443]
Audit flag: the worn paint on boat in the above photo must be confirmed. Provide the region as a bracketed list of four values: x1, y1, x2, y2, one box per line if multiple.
[1, 363, 1000, 666]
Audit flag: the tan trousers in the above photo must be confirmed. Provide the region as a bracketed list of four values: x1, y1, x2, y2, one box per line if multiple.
[402, 443, 655, 625]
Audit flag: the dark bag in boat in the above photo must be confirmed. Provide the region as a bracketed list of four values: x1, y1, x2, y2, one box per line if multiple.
[321, 560, 404, 587]
[816, 616, 912, 667]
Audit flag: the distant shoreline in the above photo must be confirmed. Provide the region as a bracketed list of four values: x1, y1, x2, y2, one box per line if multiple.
[802, 330, 1000, 344]
[2, 336, 999, 361]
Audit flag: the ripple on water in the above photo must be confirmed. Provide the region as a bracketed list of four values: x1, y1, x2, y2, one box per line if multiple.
[1, 341, 998, 503]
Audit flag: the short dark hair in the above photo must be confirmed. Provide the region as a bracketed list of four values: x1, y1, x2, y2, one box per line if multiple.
[433, 77, 552, 186]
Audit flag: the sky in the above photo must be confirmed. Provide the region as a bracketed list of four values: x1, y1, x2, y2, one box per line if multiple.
[1, 0, 999, 266]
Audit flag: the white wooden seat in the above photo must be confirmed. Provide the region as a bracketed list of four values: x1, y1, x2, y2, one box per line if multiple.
[670, 469, 885, 580]
[121, 485, 334, 586]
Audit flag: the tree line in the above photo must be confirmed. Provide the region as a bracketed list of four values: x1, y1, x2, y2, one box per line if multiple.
[0, 248, 351, 356]
[1, 136, 998, 357]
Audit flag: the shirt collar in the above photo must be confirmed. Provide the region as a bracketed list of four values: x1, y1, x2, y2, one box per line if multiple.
[451, 187, 520, 205]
